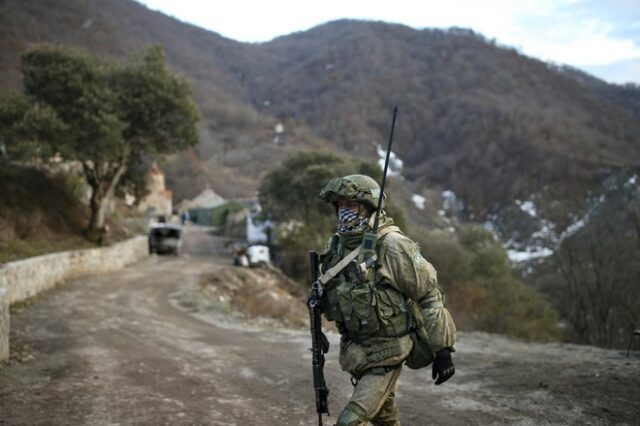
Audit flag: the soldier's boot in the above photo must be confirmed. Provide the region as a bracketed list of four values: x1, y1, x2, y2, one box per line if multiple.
[371, 391, 400, 426]
[335, 401, 368, 426]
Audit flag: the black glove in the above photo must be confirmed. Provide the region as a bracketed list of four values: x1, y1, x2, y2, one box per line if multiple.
[432, 348, 455, 385]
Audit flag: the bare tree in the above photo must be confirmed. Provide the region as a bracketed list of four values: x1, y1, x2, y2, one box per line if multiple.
[555, 176, 640, 348]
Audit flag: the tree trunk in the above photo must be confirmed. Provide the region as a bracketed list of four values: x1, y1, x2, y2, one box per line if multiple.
[85, 162, 127, 243]
[88, 188, 109, 234]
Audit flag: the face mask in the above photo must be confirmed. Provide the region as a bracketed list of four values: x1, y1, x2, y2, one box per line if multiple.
[338, 207, 359, 225]
[337, 207, 367, 234]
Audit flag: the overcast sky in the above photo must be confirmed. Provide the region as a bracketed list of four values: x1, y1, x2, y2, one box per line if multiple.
[136, 0, 640, 85]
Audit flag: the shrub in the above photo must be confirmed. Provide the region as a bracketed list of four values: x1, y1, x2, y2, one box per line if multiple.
[417, 224, 561, 341]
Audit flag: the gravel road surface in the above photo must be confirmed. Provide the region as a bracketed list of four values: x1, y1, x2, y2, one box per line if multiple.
[1, 226, 639, 425]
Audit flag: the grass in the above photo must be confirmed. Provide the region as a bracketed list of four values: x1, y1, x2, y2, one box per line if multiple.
[0, 234, 95, 265]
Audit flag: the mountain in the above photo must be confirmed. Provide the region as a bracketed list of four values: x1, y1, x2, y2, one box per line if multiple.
[1, 0, 639, 215]
[255, 22, 640, 212]
[1, 0, 328, 198]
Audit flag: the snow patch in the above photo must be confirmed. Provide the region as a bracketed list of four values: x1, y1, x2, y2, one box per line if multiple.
[442, 190, 458, 210]
[531, 222, 556, 241]
[482, 214, 500, 237]
[562, 218, 587, 239]
[516, 199, 538, 217]
[557, 194, 607, 241]
[376, 145, 404, 177]
[412, 194, 426, 210]
[507, 247, 553, 262]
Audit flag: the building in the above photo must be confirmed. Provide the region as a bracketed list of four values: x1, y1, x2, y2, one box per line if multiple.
[137, 164, 172, 217]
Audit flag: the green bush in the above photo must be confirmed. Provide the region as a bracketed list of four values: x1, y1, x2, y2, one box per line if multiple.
[417, 224, 561, 342]
[52, 170, 85, 205]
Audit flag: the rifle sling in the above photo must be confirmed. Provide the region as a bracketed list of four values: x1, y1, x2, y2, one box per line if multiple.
[317, 226, 397, 286]
[318, 245, 362, 285]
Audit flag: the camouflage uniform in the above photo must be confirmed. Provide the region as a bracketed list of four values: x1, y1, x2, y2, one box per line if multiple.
[318, 175, 456, 426]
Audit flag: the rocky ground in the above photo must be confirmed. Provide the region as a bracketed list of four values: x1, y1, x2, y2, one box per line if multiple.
[1, 226, 639, 425]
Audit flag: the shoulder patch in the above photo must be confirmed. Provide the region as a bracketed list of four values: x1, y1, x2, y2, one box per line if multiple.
[410, 249, 428, 267]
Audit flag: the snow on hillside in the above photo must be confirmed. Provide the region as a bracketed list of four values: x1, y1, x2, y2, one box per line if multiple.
[487, 185, 624, 264]
[412, 194, 426, 209]
[376, 145, 404, 177]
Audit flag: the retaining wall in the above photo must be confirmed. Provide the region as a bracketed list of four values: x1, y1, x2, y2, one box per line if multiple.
[0, 236, 148, 361]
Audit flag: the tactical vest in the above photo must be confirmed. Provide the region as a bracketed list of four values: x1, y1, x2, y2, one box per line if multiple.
[318, 228, 413, 345]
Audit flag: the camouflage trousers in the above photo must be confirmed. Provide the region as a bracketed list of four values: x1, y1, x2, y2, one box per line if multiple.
[336, 365, 402, 426]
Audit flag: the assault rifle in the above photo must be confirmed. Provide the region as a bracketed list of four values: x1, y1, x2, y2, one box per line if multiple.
[307, 250, 330, 425]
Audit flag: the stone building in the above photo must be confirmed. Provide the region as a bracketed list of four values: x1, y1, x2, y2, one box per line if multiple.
[137, 164, 172, 217]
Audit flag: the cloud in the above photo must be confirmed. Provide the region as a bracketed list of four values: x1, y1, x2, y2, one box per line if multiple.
[461, 1, 640, 66]
[583, 57, 640, 84]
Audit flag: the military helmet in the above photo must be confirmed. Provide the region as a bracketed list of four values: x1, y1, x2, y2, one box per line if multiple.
[319, 174, 385, 211]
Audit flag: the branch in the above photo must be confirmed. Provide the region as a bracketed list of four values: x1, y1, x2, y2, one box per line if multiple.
[106, 162, 127, 197]
[82, 160, 98, 188]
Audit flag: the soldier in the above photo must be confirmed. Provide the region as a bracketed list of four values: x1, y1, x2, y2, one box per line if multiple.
[317, 174, 457, 426]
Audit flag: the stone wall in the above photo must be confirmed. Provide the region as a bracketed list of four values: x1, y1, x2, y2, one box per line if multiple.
[0, 236, 148, 361]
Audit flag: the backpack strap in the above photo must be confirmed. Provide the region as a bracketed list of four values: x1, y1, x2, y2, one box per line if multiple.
[375, 225, 400, 267]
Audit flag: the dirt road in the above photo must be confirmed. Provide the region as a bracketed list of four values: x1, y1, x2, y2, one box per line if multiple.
[1, 227, 639, 425]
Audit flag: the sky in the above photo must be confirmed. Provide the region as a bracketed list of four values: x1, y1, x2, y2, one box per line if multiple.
[136, 0, 640, 85]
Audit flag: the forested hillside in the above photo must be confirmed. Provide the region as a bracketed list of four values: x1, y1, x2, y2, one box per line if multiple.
[249, 21, 640, 214]
[2, 0, 639, 210]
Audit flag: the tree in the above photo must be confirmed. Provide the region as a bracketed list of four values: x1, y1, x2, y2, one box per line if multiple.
[20, 45, 199, 239]
[0, 92, 66, 161]
[554, 174, 640, 348]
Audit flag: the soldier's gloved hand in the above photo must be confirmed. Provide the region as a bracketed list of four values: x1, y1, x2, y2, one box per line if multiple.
[432, 348, 455, 385]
